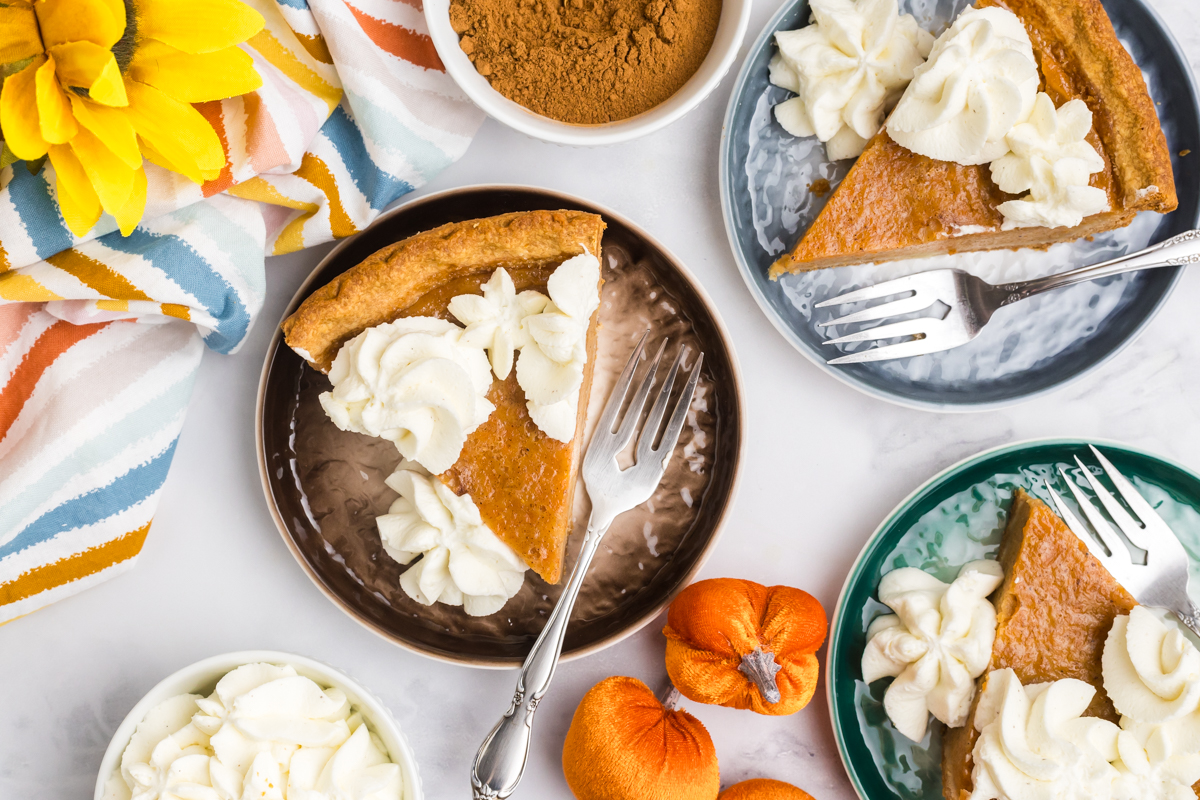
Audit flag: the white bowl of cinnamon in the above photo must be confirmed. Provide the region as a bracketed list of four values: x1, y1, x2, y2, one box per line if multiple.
[426, 0, 750, 145]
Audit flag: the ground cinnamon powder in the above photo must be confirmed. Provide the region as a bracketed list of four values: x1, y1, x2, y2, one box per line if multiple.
[449, 0, 721, 124]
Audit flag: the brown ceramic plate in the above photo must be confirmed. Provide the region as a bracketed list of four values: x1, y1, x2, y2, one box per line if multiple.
[256, 185, 744, 667]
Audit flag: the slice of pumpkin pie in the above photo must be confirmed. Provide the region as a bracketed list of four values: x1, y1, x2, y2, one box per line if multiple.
[770, 0, 1176, 277]
[940, 488, 1136, 800]
[282, 210, 606, 593]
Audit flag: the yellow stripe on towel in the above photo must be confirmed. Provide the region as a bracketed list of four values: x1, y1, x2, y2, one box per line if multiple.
[247, 29, 342, 113]
[0, 523, 151, 607]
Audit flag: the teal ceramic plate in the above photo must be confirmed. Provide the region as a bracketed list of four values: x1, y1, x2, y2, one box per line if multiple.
[826, 438, 1200, 800]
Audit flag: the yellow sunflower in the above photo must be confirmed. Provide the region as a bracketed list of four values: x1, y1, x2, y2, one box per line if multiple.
[0, 0, 264, 236]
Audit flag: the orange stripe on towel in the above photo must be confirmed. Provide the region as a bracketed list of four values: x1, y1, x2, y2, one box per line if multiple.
[46, 250, 152, 301]
[344, 0, 444, 71]
[0, 320, 110, 443]
[0, 523, 150, 607]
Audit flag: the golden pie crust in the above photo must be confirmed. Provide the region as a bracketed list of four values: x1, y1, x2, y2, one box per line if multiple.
[771, 0, 1177, 277]
[282, 210, 607, 585]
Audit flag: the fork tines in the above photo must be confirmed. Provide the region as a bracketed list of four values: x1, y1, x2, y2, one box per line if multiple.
[815, 270, 961, 365]
[587, 332, 703, 472]
[1044, 445, 1188, 597]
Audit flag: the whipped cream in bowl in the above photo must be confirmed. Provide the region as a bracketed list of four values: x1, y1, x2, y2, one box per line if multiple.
[886, 5, 1040, 166]
[94, 651, 421, 800]
[861, 559, 1004, 742]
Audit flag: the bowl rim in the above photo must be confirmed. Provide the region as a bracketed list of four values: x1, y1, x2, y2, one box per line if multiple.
[822, 435, 1200, 800]
[717, 0, 1200, 414]
[255, 182, 746, 668]
[422, 0, 751, 146]
[93, 650, 423, 800]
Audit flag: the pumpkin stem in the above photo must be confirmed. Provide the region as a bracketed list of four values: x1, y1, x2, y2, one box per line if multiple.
[657, 682, 683, 711]
[739, 646, 783, 704]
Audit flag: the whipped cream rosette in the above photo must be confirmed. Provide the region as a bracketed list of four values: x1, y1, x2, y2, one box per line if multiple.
[886, 6, 1040, 166]
[769, 0, 933, 160]
[1109, 721, 1200, 800]
[376, 463, 528, 616]
[1104, 606, 1200, 725]
[969, 669, 1123, 800]
[862, 559, 1004, 741]
[447, 268, 550, 380]
[515, 251, 602, 442]
[319, 317, 496, 474]
[108, 663, 402, 800]
[1097, 607, 1200, 799]
[991, 93, 1109, 229]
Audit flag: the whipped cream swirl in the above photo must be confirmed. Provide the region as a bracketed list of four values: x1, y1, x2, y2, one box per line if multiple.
[376, 463, 527, 616]
[116, 693, 216, 800]
[992, 93, 1109, 229]
[448, 268, 550, 380]
[108, 663, 402, 800]
[1104, 607, 1200, 725]
[1110, 721, 1200, 800]
[769, 0, 933, 160]
[969, 669, 1122, 800]
[887, 6, 1039, 165]
[516, 251, 601, 442]
[319, 317, 496, 474]
[862, 559, 1004, 741]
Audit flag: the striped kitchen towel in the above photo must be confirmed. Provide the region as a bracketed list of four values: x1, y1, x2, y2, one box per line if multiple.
[0, 0, 485, 623]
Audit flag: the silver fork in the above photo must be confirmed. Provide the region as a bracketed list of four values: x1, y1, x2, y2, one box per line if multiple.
[470, 332, 704, 800]
[814, 229, 1200, 365]
[1043, 444, 1200, 637]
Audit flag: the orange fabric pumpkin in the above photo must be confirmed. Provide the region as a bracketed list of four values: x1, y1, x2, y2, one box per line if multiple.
[718, 778, 815, 800]
[663, 578, 827, 715]
[562, 676, 720, 800]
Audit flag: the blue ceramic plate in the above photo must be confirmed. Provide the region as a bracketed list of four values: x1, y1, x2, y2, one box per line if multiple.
[826, 438, 1200, 800]
[719, 0, 1200, 411]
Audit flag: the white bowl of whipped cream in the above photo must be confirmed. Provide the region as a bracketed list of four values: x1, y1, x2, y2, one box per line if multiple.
[93, 651, 422, 800]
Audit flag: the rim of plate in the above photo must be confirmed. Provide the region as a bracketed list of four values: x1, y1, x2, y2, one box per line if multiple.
[255, 183, 746, 668]
[718, 0, 1200, 414]
[93, 650, 422, 800]
[823, 435, 1200, 800]
[424, 0, 750, 146]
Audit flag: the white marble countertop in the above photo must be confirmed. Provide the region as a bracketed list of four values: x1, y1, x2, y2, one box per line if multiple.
[4, 0, 1200, 797]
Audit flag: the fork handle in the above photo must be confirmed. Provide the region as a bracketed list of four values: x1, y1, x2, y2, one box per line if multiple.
[999, 229, 1200, 304]
[470, 507, 615, 800]
[1170, 599, 1200, 640]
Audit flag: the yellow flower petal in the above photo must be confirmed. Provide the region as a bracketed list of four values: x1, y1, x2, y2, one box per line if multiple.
[0, 3, 44, 63]
[138, 0, 264, 54]
[35, 56, 79, 145]
[0, 56, 48, 160]
[47, 144, 102, 236]
[112, 165, 147, 235]
[70, 126, 136, 216]
[34, 0, 125, 50]
[68, 95, 141, 169]
[123, 81, 224, 184]
[127, 39, 262, 103]
[47, 42, 128, 107]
